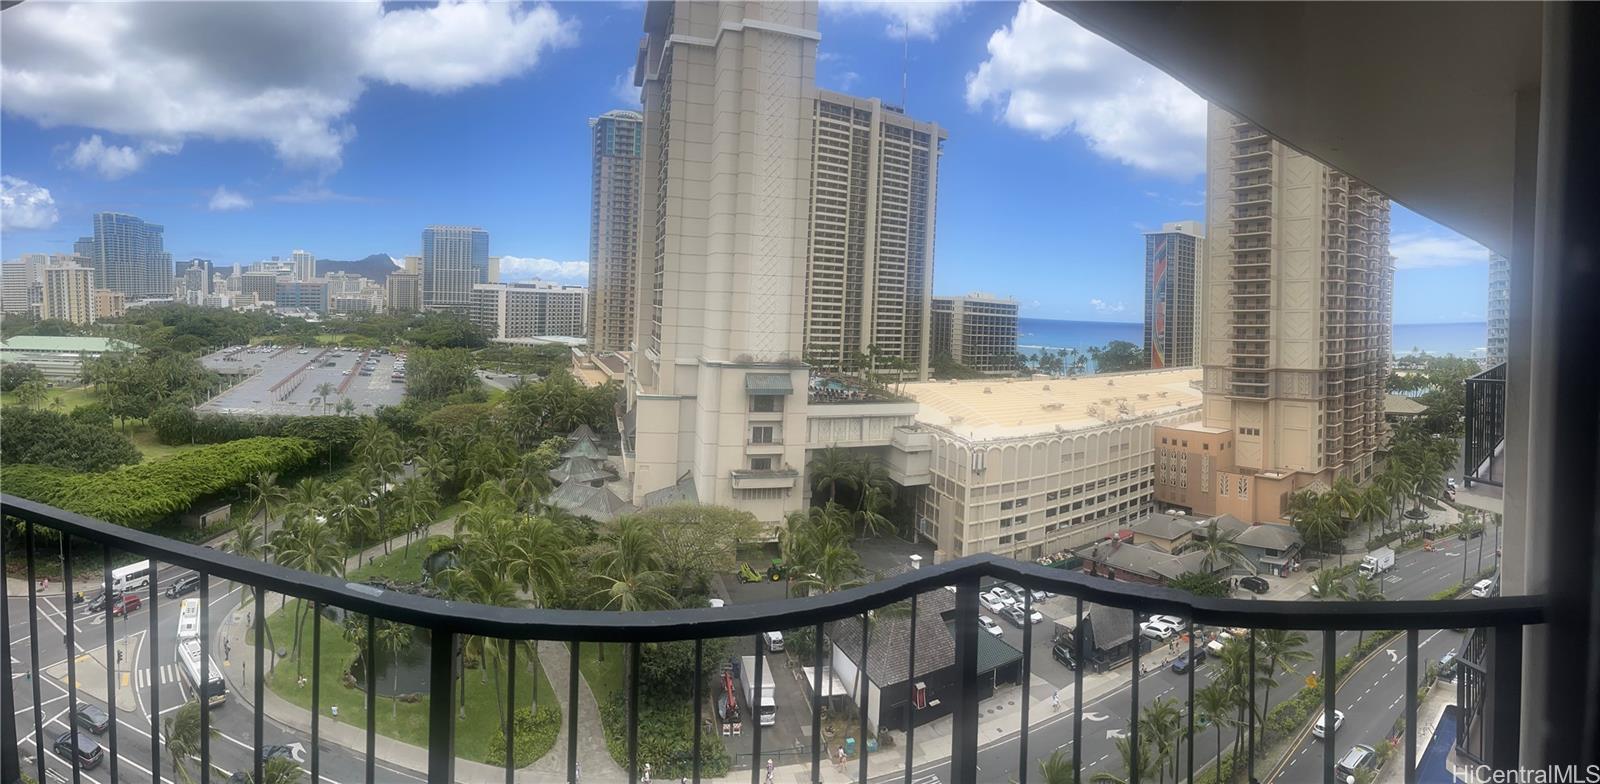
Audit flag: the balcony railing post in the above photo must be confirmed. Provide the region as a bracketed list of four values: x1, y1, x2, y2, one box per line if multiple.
[1130, 609, 1141, 784]
[1405, 629, 1418, 784]
[949, 575, 982, 784]
[101, 546, 118, 784]
[0, 533, 18, 784]
[505, 639, 516, 784]
[903, 596, 918, 784]
[813, 622, 825, 784]
[25, 522, 43, 784]
[752, 636, 764, 784]
[1323, 631, 1336, 784]
[148, 554, 160, 784]
[428, 628, 457, 784]
[311, 601, 322, 783]
[63, 535, 81, 784]
[1073, 597, 1084, 784]
[1019, 593, 1032, 784]
[365, 613, 376, 784]
[858, 612, 869, 784]
[568, 642, 580, 784]
[1248, 629, 1256, 782]
[1489, 624, 1524, 769]
[255, 587, 264, 784]
[694, 638, 705, 784]
[628, 641, 641, 784]
[200, 574, 212, 784]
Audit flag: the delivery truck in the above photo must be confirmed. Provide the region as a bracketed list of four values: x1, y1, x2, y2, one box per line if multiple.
[740, 655, 777, 727]
[1358, 547, 1396, 578]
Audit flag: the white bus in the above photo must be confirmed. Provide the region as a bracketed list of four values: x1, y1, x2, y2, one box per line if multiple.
[177, 638, 226, 707]
[111, 560, 151, 593]
[175, 598, 201, 642]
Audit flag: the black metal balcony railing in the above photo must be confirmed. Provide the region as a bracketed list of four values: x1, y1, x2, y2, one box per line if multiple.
[0, 495, 1546, 784]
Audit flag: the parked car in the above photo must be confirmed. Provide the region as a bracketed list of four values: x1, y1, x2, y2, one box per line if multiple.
[1051, 641, 1078, 670]
[259, 744, 297, 763]
[111, 593, 142, 617]
[1170, 648, 1207, 674]
[52, 729, 103, 769]
[1140, 615, 1183, 640]
[1237, 575, 1271, 594]
[1438, 650, 1458, 682]
[977, 616, 1004, 637]
[1471, 577, 1498, 598]
[1335, 744, 1378, 779]
[1313, 709, 1346, 740]
[1024, 608, 1044, 624]
[1001, 606, 1028, 627]
[73, 701, 111, 734]
[1030, 587, 1052, 602]
[165, 573, 201, 599]
[981, 593, 1012, 613]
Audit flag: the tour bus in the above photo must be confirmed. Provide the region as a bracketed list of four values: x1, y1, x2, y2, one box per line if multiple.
[111, 560, 152, 594]
[175, 598, 201, 642]
[177, 638, 227, 707]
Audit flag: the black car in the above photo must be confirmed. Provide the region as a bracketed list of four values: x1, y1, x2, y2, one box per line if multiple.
[74, 701, 111, 734]
[1170, 648, 1207, 674]
[260, 744, 297, 763]
[166, 573, 201, 598]
[1237, 575, 1270, 594]
[1051, 641, 1079, 670]
[52, 729, 103, 769]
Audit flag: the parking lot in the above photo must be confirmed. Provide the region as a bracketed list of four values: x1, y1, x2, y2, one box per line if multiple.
[198, 344, 408, 416]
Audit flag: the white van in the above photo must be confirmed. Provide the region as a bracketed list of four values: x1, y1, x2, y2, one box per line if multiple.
[1471, 578, 1498, 598]
[762, 631, 784, 652]
[111, 560, 152, 594]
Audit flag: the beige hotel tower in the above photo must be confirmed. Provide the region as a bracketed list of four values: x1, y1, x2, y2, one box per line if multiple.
[1155, 105, 1394, 524]
[626, 0, 819, 522]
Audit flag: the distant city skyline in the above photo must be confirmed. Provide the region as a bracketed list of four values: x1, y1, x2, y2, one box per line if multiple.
[0, 1, 1495, 323]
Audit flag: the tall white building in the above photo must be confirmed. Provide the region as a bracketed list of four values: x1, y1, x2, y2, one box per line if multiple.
[588, 110, 644, 353]
[803, 91, 945, 380]
[627, 0, 820, 523]
[469, 282, 587, 340]
[1488, 253, 1509, 365]
[291, 249, 316, 282]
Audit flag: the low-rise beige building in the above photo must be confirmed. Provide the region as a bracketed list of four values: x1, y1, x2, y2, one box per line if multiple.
[94, 289, 127, 320]
[903, 368, 1204, 560]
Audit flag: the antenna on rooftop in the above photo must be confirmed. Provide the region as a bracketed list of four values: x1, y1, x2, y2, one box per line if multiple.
[901, 19, 909, 110]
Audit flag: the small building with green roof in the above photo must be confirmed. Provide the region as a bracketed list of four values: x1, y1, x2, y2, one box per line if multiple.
[0, 335, 138, 383]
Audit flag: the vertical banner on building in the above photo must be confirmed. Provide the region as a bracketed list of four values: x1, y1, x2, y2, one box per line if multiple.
[1150, 236, 1169, 368]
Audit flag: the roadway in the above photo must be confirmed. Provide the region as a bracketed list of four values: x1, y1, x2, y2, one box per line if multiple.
[875, 530, 1490, 784]
[7, 561, 424, 784]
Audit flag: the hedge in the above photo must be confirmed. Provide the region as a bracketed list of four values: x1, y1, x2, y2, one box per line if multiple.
[483, 706, 560, 768]
[599, 692, 729, 779]
[0, 437, 316, 528]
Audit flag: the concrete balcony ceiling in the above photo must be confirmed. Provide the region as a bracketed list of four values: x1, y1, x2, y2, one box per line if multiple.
[1046, 1, 1540, 257]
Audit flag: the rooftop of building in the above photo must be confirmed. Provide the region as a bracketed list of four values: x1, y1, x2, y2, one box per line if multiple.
[902, 368, 1204, 441]
[1384, 393, 1429, 416]
[0, 336, 139, 354]
[1165, 421, 1232, 435]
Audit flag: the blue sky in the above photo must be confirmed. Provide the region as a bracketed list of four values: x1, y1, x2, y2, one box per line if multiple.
[0, 0, 1492, 323]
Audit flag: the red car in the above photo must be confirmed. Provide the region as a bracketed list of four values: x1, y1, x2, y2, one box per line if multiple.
[111, 593, 142, 617]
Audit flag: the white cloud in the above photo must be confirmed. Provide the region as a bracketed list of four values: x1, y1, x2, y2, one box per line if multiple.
[822, 0, 970, 39]
[0, 176, 60, 231]
[65, 135, 182, 180]
[1390, 232, 1490, 269]
[611, 66, 641, 108]
[1, 1, 576, 173]
[1089, 298, 1126, 314]
[498, 256, 589, 283]
[208, 186, 252, 212]
[271, 185, 367, 204]
[965, 1, 1206, 178]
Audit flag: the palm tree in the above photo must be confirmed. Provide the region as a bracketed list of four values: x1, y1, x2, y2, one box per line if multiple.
[1195, 682, 1236, 781]
[1293, 495, 1347, 566]
[1254, 628, 1311, 733]
[1139, 696, 1183, 784]
[336, 397, 356, 416]
[245, 471, 289, 538]
[375, 619, 412, 719]
[314, 381, 337, 414]
[506, 514, 571, 609]
[270, 518, 345, 674]
[255, 756, 303, 784]
[588, 517, 673, 613]
[1351, 576, 1386, 646]
[162, 700, 216, 784]
[443, 561, 522, 720]
[1039, 747, 1078, 784]
[1090, 734, 1161, 784]
[854, 485, 896, 539]
[395, 478, 440, 555]
[794, 539, 867, 595]
[1311, 568, 1350, 601]
[1183, 516, 1249, 575]
[809, 447, 860, 506]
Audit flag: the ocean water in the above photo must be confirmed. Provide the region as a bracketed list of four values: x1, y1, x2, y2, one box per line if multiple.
[1017, 317, 1490, 364]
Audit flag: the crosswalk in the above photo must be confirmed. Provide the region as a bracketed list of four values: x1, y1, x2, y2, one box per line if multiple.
[134, 664, 179, 689]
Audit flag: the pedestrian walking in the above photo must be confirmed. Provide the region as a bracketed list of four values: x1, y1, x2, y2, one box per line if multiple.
[1051, 690, 1060, 712]
[766, 757, 775, 784]
[642, 761, 652, 783]
[224, 638, 232, 661]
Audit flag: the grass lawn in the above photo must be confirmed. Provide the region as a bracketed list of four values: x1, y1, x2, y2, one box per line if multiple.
[575, 642, 627, 704]
[127, 425, 209, 460]
[348, 542, 435, 584]
[0, 384, 99, 411]
[266, 599, 558, 765]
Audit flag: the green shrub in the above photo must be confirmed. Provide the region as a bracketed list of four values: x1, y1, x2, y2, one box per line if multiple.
[0, 436, 315, 528]
[599, 692, 729, 779]
[483, 705, 560, 768]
